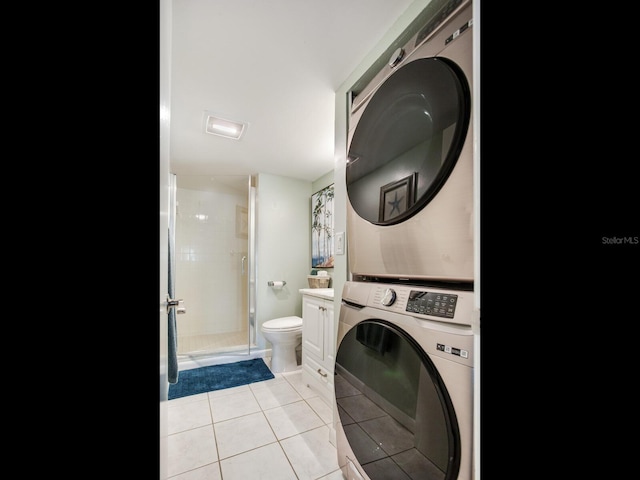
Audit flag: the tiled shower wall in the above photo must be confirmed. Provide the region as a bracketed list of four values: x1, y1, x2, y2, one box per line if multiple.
[175, 186, 248, 338]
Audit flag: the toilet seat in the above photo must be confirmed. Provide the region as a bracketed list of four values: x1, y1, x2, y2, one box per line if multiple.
[262, 316, 302, 332]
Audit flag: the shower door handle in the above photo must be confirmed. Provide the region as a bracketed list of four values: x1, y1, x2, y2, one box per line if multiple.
[241, 255, 247, 275]
[166, 295, 187, 314]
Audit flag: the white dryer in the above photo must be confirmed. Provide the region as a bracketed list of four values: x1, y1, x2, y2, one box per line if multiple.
[335, 280, 474, 480]
[346, 0, 474, 284]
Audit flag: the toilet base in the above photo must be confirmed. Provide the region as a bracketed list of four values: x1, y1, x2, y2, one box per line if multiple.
[269, 342, 300, 373]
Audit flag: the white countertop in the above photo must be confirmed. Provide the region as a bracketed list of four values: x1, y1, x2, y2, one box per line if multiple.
[299, 288, 334, 300]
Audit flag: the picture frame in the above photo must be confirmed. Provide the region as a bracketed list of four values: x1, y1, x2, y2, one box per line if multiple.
[311, 184, 334, 268]
[379, 173, 417, 222]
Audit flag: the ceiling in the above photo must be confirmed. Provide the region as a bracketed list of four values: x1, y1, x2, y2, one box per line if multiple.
[169, 0, 416, 183]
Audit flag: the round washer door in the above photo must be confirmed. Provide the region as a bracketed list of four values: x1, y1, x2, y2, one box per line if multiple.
[347, 57, 470, 225]
[335, 319, 461, 480]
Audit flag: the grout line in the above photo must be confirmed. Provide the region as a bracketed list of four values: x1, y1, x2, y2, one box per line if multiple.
[167, 368, 337, 479]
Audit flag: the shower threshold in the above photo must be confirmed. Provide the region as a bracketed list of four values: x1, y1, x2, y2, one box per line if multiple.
[177, 345, 267, 371]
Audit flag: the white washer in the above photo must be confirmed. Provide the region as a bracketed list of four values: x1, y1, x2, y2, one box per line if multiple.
[335, 281, 474, 480]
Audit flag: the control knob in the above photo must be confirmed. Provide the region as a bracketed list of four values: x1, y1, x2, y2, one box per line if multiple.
[381, 288, 397, 306]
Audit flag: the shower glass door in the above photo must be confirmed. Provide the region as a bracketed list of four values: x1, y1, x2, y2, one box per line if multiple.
[172, 174, 256, 360]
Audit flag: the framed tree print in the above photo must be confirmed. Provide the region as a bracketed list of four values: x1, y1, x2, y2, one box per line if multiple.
[311, 184, 334, 268]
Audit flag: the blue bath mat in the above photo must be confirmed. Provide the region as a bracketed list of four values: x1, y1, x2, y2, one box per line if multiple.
[168, 358, 274, 400]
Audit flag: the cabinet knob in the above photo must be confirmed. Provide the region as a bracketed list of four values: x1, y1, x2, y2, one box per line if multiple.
[317, 368, 327, 378]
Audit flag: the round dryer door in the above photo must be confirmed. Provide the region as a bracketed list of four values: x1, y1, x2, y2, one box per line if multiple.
[347, 57, 470, 225]
[335, 320, 461, 480]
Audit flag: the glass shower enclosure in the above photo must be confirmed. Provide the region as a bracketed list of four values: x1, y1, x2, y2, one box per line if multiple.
[170, 174, 256, 361]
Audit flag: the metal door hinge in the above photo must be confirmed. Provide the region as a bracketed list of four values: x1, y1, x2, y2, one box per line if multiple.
[166, 295, 187, 314]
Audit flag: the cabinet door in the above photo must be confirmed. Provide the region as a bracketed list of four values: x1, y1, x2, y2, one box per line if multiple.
[302, 296, 324, 359]
[324, 300, 335, 368]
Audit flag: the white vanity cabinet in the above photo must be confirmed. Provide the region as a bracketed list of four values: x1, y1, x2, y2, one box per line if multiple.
[299, 289, 335, 406]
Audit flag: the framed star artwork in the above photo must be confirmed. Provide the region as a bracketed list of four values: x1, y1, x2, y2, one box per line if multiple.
[378, 173, 417, 223]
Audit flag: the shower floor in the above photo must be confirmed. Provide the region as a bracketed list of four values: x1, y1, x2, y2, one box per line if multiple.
[177, 329, 252, 356]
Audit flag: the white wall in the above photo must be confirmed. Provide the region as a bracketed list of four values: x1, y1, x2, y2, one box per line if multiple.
[312, 170, 335, 196]
[254, 173, 313, 349]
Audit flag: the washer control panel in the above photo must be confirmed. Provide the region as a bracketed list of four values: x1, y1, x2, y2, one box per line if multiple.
[366, 282, 471, 325]
[407, 291, 457, 319]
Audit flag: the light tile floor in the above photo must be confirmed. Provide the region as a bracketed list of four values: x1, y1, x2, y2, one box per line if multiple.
[167, 361, 344, 480]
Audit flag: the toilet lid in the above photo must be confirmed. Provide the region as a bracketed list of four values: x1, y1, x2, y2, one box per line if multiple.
[262, 316, 303, 331]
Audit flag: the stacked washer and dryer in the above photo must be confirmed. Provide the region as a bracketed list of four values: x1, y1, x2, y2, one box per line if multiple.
[335, 1, 476, 479]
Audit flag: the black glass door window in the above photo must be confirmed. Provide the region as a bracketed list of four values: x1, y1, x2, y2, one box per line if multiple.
[335, 320, 460, 480]
[347, 57, 470, 225]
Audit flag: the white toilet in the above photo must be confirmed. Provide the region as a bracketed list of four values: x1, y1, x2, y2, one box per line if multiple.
[261, 316, 303, 373]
